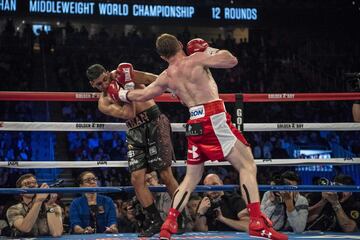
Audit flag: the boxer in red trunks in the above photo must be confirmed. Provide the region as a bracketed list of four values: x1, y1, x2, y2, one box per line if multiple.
[107, 34, 288, 240]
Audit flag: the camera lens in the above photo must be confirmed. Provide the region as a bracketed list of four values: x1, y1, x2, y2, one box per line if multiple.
[318, 177, 329, 185]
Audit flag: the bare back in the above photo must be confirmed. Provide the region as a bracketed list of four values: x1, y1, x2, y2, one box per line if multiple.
[161, 49, 237, 108]
[166, 55, 220, 107]
[126, 49, 237, 108]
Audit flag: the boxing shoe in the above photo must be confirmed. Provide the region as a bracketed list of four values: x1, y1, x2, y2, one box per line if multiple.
[249, 212, 288, 240]
[138, 218, 162, 237]
[159, 217, 178, 240]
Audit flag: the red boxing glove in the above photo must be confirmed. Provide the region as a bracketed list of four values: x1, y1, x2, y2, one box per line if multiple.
[186, 38, 219, 56]
[107, 81, 121, 102]
[115, 63, 135, 90]
[107, 80, 130, 103]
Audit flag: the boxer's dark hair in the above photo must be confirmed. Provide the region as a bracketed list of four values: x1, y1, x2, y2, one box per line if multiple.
[156, 33, 182, 59]
[16, 173, 36, 188]
[86, 64, 106, 81]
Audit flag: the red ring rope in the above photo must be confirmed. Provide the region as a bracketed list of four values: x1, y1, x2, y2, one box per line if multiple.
[0, 91, 359, 102]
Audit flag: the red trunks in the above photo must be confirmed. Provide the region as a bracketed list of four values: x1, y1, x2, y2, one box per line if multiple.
[186, 100, 249, 165]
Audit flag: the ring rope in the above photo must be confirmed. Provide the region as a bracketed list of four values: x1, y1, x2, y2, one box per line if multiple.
[0, 91, 359, 102]
[1, 185, 359, 195]
[1, 158, 359, 169]
[1, 122, 360, 132]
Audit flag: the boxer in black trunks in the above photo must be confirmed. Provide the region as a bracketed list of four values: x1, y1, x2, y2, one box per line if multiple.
[86, 63, 179, 237]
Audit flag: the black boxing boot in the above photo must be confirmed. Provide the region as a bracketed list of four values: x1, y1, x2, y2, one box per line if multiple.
[138, 203, 163, 237]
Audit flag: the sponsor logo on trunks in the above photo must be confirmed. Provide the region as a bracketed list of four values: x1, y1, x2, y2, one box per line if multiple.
[128, 158, 139, 166]
[277, 123, 304, 129]
[75, 123, 105, 129]
[126, 112, 150, 128]
[148, 157, 161, 163]
[189, 105, 205, 119]
[268, 93, 295, 99]
[149, 146, 157, 156]
[128, 150, 135, 158]
[188, 145, 199, 159]
[186, 123, 203, 136]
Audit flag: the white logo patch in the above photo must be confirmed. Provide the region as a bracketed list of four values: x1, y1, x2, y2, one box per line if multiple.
[189, 105, 205, 119]
[188, 145, 199, 159]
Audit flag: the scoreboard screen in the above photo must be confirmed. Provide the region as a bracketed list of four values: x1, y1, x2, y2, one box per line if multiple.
[0, 0, 260, 25]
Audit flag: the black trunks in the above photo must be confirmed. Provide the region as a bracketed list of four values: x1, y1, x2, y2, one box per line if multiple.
[126, 105, 175, 172]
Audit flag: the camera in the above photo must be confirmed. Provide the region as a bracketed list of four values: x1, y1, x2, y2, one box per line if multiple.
[205, 197, 221, 219]
[317, 177, 343, 199]
[345, 72, 360, 92]
[129, 197, 145, 221]
[45, 179, 64, 202]
[318, 177, 331, 186]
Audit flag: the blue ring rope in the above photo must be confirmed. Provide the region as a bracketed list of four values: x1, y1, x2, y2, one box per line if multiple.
[0, 185, 359, 194]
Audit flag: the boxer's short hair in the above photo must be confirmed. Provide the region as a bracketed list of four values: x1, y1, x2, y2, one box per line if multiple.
[86, 64, 106, 81]
[156, 33, 181, 59]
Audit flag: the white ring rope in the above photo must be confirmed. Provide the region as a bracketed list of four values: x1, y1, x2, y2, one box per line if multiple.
[1, 122, 360, 132]
[1, 158, 359, 169]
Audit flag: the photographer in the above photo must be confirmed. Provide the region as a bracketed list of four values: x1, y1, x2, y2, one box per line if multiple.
[261, 171, 308, 233]
[307, 174, 360, 232]
[6, 174, 63, 237]
[195, 173, 248, 232]
[116, 199, 142, 233]
[69, 171, 118, 234]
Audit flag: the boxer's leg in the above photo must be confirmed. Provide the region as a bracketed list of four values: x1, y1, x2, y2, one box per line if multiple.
[159, 166, 178, 198]
[226, 140, 259, 204]
[227, 140, 288, 240]
[160, 163, 204, 239]
[131, 168, 155, 207]
[171, 163, 204, 211]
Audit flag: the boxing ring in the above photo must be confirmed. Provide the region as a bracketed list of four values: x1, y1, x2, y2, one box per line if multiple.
[1, 91, 360, 239]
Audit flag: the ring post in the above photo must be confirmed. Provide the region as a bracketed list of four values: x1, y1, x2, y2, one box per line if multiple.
[234, 93, 244, 132]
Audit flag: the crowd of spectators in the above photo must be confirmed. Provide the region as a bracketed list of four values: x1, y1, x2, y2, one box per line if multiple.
[1, 171, 359, 237]
[0, 132, 31, 162]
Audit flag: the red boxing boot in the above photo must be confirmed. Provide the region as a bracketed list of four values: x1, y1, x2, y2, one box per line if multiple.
[159, 208, 180, 240]
[248, 202, 288, 240]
